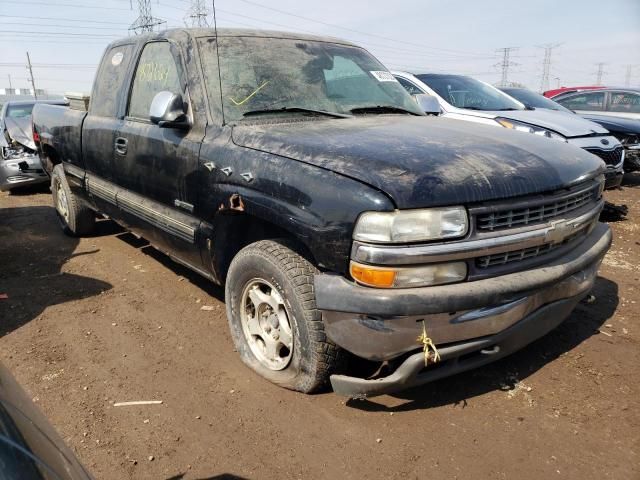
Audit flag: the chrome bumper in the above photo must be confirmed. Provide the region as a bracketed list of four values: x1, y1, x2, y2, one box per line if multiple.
[322, 258, 600, 362]
[316, 222, 610, 362]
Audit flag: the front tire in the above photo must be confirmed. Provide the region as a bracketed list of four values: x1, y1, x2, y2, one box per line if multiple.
[51, 164, 95, 236]
[225, 239, 342, 393]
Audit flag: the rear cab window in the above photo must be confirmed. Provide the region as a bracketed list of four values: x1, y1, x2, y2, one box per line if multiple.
[90, 44, 135, 117]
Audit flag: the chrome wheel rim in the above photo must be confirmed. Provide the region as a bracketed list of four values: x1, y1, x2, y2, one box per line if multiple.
[240, 278, 293, 371]
[55, 181, 69, 223]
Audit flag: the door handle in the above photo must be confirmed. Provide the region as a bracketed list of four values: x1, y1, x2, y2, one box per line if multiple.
[115, 137, 128, 155]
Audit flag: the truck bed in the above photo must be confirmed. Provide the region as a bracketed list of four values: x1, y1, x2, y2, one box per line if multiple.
[32, 103, 87, 175]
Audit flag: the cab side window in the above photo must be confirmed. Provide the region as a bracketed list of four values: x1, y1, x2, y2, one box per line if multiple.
[128, 42, 182, 120]
[609, 92, 640, 114]
[396, 77, 423, 96]
[557, 92, 605, 111]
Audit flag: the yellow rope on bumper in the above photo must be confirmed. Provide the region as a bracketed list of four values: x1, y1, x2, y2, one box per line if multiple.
[417, 320, 441, 366]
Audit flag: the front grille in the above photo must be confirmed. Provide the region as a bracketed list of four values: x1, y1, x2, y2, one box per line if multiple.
[476, 231, 583, 269]
[476, 182, 598, 232]
[586, 146, 624, 166]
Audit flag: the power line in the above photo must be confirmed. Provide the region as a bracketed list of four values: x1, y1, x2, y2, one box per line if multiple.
[0, 14, 129, 25]
[2, 1, 130, 10]
[129, 0, 166, 34]
[4, 22, 128, 32]
[232, 0, 492, 58]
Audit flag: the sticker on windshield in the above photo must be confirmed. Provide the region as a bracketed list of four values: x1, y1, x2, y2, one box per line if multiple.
[111, 52, 124, 66]
[370, 71, 397, 82]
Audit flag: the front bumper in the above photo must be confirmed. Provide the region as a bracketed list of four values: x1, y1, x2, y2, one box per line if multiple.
[0, 154, 48, 191]
[315, 222, 611, 397]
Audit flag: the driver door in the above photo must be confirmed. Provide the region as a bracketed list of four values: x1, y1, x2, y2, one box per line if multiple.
[113, 40, 203, 268]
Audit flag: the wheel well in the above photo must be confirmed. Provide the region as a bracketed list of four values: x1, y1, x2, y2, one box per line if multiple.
[211, 212, 316, 282]
[41, 145, 61, 174]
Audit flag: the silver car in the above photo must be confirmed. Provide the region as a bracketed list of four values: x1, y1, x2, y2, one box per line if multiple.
[393, 72, 625, 189]
[1, 99, 67, 192]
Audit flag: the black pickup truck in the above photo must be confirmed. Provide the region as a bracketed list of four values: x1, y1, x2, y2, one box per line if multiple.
[33, 28, 611, 398]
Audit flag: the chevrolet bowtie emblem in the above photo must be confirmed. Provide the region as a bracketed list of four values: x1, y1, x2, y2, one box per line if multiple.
[544, 219, 575, 244]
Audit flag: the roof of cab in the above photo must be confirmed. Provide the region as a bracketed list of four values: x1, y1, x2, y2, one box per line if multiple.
[106, 27, 359, 49]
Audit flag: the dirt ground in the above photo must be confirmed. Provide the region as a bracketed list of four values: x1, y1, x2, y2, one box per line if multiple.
[1, 176, 639, 480]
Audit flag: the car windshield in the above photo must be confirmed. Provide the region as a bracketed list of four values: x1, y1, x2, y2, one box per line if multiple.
[199, 36, 423, 122]
[416, 74, 523, 111]
[6, 104, 35, 118]
[502, 88, 572, 112]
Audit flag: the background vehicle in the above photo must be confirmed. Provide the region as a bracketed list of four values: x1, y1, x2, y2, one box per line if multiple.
[1, 99, 68, 192]
[543, 85, 603, 99]
[501, 87, 633, 175]
[550, 87, 640, 120]
[0, 362, 93, 479]
[393, 72, 625, 188]
[33, 29, 611, 398]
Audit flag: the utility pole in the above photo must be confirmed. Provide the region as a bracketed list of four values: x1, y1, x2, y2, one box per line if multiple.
[495, 47, 519, 87]
[594, 62, 606, 86]
[185, 0, 210, 27]
[554, 76, 561, 89]
[26, 51, 37, 100]
[625, 65, 632, 87]
[7, 74, 12, 90]
[129, 0, 165, 35]
[537, 43, 561, 92]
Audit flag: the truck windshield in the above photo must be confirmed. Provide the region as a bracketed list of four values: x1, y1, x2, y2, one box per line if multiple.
[416, 74, 523, 112]
[199, 36, 423, 122]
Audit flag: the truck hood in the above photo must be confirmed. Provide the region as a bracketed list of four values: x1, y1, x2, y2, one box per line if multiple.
[477, 108, 609, 138]
[232, 116, 604, 208]
[3, 116, 36, 150]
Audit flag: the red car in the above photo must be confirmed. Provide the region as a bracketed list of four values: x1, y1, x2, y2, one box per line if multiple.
[543, 85, 604, 98]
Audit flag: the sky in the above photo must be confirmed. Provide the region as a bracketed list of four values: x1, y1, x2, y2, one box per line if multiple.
[1, 0, 639, 94]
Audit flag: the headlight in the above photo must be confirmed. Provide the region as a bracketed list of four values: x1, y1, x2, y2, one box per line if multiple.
[353, 207, 468, 243]
[350, 261, 467, 288]
[496, 117, 566, 142]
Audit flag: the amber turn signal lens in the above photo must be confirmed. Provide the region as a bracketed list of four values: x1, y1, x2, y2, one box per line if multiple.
[350, 262, 396, 288]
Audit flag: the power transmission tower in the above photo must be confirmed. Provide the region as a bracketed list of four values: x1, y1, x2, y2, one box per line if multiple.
[624, 65, 639, 87]
[495, 47, 519, 87]
[537, 43, 561, 92]
[129, 0, 166, 35]
[185, 0, 210, 27]
[26, 52, 37, 100]
[594, 62, 606, 86]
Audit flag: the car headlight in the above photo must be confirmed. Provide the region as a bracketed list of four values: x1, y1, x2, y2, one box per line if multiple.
[496, 117, 567, 142]
[353, 207, 468, 243]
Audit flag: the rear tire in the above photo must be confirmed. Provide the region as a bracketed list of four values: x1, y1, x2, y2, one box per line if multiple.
[51, 164, 95, 236]
[225, 239, 343, 393]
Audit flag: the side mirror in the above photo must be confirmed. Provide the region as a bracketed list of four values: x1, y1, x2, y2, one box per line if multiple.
[413, 94, 441, 115]
[149, 91, 189, 129]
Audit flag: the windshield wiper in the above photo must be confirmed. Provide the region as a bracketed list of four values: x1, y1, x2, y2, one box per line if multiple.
[494, 108, 520, 111]
[243, 107, 351, 119]
[349, 105, 420, 115]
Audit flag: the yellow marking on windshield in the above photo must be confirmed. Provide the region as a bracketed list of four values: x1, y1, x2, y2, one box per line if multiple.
[228, 80, 270, 106]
